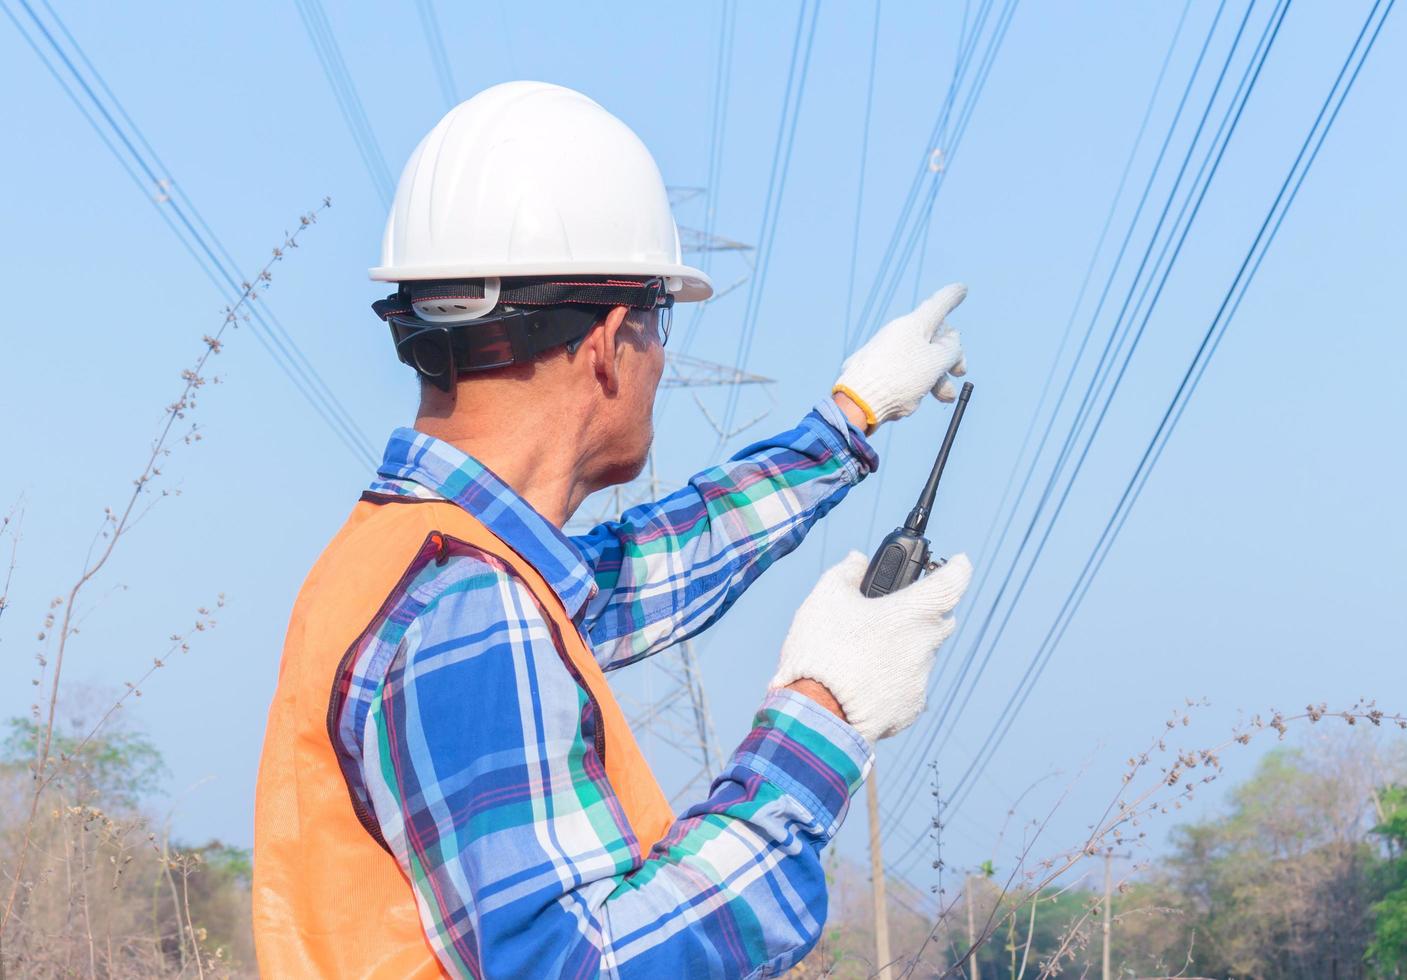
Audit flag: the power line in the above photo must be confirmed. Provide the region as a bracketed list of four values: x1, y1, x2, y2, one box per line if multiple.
[3, 0, 378, 468]
[293, 0, 395, 204]
[881, 0, 1265, 820]
[849, 0, 1018, 355]
[885, 0, 1316, 872]
[21, 0, 377, 466]
[826, 0, 1019, 643]
[866, 0, 1021, 344]
[415, 0, 459, 110]
[887, 0, 1292, 867]
[822, 0, 1014, 547]
[843, 0, 884, 340]
[881, 0, 1294, 855]
[32, 0, 379, 467]
[715, 0, 822, 441]
[940, 0, 1395, 824]
[877, 0, 1229, 839]
[816, 0, 885, 574]
[923, 0, 1195, 720]
[678, 0, 739, 355]
[844, 0, 1023, 357]
[841, 0, 1005, 358]
[923, 0, 1286, 780]
[842, 0, 996, 353]
[900, 0, 1187, 748]
[821, 0, 1019, 574]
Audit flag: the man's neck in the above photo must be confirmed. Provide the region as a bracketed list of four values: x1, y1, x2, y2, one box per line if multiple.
[413, 405, 592, 528]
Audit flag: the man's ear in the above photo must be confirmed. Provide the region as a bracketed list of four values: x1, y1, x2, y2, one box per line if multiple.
[582, 305, 631, 396]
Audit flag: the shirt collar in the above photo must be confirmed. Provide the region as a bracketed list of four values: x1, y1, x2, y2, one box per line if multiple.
[371, 427, 597, 618]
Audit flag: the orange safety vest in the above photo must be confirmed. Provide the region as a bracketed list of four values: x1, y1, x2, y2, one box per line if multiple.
[253, 497, 674, 978]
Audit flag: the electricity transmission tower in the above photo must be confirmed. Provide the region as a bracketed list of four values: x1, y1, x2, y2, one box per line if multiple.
[574, 354, 772, 803]
[571, 197, 764, 802]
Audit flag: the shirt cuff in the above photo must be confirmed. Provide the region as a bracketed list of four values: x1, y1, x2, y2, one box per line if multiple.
[810, 397, 880, 485]
[729, 689, 873, 839]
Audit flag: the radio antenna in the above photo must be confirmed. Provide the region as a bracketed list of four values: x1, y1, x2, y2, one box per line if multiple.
[904, 382, 973, 534]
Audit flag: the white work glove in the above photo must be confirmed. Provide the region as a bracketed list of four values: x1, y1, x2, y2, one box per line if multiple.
[771, 550, 973, 744]
[833, 283, 968, 430]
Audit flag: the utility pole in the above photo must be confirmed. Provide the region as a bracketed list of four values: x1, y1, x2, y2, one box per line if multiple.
[867, 767, 892, 980]
[1102, 849, 1113, 980]
[1101, 849, 1131, 980]
[966, 873, 981, 980]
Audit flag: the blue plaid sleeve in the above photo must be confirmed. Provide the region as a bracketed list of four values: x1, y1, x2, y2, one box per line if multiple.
[363, 556, 871, 979]
[572, 399, 877, 669]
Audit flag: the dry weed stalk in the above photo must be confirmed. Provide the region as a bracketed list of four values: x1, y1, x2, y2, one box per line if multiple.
[0, 502, 22, 628]
[890, 698, 1405, 979]
[0, 201, 330, 956]
[3, 766, 246, 978]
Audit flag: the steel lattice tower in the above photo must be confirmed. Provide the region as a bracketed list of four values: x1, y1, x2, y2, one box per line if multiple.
[573, 354, 771, 803]
[568, 194, 766, 804]
[565, 192, 765, 804]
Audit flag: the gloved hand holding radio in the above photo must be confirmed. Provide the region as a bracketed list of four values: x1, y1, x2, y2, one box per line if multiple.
[773, 550, 973, 745]
[832, 283, 968, 433]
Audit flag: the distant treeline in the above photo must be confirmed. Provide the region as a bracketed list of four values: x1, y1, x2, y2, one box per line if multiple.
[803, 731, 1407, 979]
[0, 712, 255, 978]
[2, 714, 1404, 978]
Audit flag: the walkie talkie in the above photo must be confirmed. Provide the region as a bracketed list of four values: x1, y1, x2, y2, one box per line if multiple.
[860, 381, 973, 597]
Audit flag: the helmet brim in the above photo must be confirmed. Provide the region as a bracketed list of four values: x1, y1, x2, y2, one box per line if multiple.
[369, 260, 714, 303]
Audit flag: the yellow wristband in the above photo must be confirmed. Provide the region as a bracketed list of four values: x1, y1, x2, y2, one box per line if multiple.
[831, 383, 878, 432]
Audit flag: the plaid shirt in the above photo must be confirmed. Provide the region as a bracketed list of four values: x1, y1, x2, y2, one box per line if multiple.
[334, 399, 878, 978]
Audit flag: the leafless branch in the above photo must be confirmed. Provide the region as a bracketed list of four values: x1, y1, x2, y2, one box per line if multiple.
[2, 201, 329, 932]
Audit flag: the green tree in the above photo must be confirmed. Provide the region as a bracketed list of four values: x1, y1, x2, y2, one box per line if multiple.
[2, 715, 167, 810]
[1168, 742, 1387, 979]
[1368, 786, 1407, 977]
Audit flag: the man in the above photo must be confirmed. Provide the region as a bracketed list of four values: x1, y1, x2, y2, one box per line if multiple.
[254, 81, 973, 978]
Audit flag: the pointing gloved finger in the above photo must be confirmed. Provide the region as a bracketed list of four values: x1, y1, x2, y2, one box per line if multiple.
[914, 283, 968, 339]
[933, 377, 958, 403]
[832, 283, 971, 427]
[903, 552, 973, 615]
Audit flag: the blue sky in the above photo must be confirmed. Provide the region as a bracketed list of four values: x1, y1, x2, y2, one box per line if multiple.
[2, 0, 1403, 892]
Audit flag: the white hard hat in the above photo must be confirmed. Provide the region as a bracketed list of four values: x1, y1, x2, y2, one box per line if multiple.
[371, 81, 712, 303]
